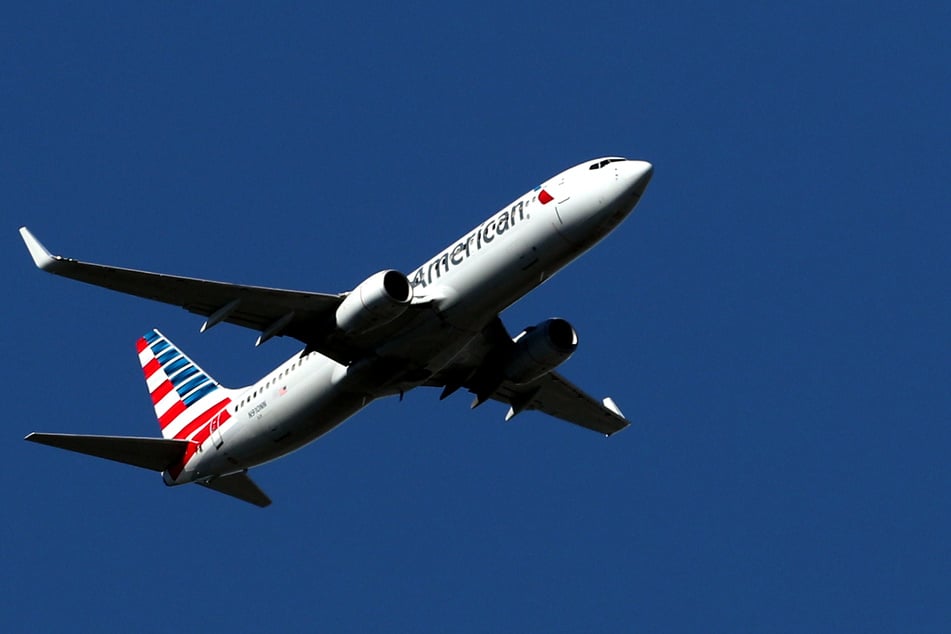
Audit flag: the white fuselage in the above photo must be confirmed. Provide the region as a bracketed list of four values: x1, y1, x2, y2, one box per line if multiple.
[167, 158, 652, 485]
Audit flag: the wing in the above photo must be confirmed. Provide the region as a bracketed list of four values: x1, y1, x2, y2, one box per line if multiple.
[20, 227, 361, 362]
[493, 372, 629, 436]
[428, 317, 630, 436]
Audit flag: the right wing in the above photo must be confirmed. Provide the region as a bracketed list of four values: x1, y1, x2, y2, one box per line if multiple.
[20, 227, 360, 362]
[427, 317, 630, 436]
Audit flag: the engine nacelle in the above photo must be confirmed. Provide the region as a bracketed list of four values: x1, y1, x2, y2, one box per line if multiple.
[504, 318, 579, 384]
[335, 270, 414, 334]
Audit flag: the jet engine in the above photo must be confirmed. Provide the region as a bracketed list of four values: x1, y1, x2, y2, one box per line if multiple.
[503, 318, 578, 384]
[335, 270, 414, 334]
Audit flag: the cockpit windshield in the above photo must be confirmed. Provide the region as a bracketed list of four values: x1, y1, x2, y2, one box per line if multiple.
[588, 158, 627, 170]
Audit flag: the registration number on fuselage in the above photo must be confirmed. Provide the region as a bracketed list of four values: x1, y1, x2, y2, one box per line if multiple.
[248, 401, 267, 418]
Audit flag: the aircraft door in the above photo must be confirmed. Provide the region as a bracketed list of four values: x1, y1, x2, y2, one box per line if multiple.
[210, 412, 224, 448]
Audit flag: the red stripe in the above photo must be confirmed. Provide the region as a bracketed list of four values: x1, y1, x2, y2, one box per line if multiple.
[191, 409, 232, 446]
[151, 380, 174, 404]
[191, 423, 214, 446]
[166, 404, 233, 479]
[158, 400, 187, 428]
[172, 398, 231, 440]
[136, 338, 148, 353]
[143, 358, 161, 379]
[168, 444, 197, 480]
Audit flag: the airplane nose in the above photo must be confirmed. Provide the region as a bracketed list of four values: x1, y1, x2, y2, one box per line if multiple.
[551, 157, 653, 245]
[623, 160, 653, 196]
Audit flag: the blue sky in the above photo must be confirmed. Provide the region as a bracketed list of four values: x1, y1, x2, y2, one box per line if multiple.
[2, 2, 948, 632]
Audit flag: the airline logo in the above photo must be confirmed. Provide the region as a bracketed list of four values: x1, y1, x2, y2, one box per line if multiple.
[136, 330, 231, 445]
[411, 199, 531, 289]
[533, 184, 554, 204]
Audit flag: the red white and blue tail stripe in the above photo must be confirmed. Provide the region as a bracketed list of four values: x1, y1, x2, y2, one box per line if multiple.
[136, 330, 233, 444]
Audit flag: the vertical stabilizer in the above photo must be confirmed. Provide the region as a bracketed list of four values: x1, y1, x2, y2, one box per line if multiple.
[136, 330, 233, 441]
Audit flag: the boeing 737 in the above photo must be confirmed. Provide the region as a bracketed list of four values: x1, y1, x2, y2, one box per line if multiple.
[21, 157, 653, 507]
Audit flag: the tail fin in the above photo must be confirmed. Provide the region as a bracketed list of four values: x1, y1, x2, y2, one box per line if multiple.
[136, 329, 233, 440]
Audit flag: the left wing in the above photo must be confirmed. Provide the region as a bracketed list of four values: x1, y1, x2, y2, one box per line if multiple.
[20, 227, 359, 362]
[428, 318, 629, 436]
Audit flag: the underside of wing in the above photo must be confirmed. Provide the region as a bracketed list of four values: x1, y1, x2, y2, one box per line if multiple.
[427, 317, 630, 436]
[19, 227, 361, 361]
[493, 372, 629, 436]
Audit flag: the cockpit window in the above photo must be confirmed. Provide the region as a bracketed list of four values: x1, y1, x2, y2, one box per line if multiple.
[589, 158, 627, 170]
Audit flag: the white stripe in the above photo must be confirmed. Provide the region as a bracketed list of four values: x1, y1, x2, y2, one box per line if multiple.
[154, 391, 179, 418]
[162, 415, 191, 440]
[146, 370, 167, 393]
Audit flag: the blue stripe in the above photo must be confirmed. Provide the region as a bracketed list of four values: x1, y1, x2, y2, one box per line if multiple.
[163, 357, 190, 375]
[157, 350, 180, 365]
[177, 375, 209, 397]
[183, 383, 218, 406]
[170, 366, 199, 386]
[151, 340, 170, 354]
[143, 331, 160, 343]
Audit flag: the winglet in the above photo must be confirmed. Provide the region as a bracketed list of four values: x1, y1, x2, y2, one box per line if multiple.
[602, 397, 625, 419]
[18, 227, 59, 271]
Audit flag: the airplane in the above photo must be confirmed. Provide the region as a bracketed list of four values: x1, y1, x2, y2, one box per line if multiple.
[20, 156, 653, 507]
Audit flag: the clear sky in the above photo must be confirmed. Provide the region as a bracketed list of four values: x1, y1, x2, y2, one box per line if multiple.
[3, 2, 949, 632]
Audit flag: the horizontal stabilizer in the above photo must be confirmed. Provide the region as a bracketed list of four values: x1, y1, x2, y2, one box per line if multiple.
[199, 471, 272, 508]
[25, 433, 189, 472]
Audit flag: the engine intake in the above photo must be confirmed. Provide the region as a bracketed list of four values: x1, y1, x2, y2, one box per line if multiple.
[335, 270, 413, 334]
[504, 318, 578, 384]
